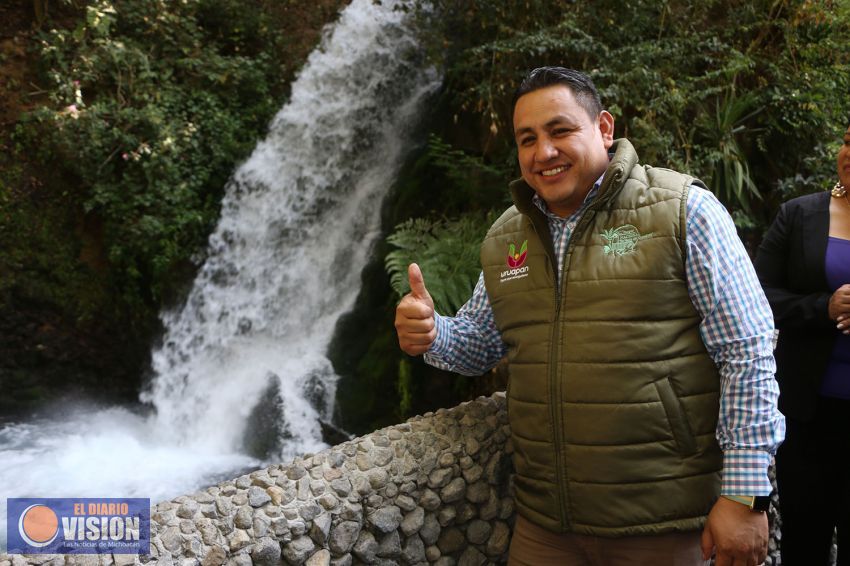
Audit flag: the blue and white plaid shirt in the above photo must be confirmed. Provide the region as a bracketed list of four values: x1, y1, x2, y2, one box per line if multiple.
[425, 180, 785, 496]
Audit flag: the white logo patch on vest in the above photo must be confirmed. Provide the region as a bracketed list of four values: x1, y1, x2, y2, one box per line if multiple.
[600, 224, 653, 256]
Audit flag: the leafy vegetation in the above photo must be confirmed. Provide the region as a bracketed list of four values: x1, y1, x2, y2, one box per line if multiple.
[0, 0, 344, 411]
[16, 0, 286, 310]
[413, 0, 848, 214]
[386, 213, 494, 316]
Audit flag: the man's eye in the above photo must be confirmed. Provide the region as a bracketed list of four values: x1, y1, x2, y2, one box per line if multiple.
[552, 128, 569, 136]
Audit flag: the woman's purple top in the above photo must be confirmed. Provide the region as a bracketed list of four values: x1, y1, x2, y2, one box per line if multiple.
[820, 236, 850, 399]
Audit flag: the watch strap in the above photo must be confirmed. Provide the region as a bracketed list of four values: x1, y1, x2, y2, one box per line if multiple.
[721, 495, 770, 512]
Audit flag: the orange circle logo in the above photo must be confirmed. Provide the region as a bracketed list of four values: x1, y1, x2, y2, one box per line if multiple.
[18, 504, 59, 547]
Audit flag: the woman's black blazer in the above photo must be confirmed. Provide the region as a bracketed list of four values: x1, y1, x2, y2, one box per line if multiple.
[754, 190, 838, 421]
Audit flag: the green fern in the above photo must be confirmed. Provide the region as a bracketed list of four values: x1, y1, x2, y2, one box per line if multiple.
[385, 212, 495, 315]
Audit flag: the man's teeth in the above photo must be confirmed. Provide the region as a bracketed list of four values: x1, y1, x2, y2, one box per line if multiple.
[541, 166, 567, 176]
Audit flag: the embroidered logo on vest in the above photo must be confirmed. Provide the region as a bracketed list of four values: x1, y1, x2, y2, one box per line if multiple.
[601, 225, 653, 256]
[500, 240, 529, 283]
[506, 240, 528, 268]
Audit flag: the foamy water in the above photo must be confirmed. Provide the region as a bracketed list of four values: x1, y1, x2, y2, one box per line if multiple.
[0, 407, 255, 501]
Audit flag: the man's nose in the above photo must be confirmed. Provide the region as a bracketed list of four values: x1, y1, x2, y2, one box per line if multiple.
[536, 139, 558, 161]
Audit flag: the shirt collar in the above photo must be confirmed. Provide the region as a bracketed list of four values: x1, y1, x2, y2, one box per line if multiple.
[532, 170, 606, 221]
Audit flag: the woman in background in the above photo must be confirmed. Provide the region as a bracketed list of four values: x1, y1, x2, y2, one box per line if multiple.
[754, 122, 850, 565]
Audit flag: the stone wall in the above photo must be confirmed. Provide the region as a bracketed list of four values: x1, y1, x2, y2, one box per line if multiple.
[151, 393, 514, 566]
[1, 393, 514, 566]
[2, 391, 804, 566]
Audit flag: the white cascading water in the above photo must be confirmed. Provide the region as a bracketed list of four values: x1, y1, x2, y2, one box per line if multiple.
[142, 0, 439, 459]
[0, 0, 439, 547]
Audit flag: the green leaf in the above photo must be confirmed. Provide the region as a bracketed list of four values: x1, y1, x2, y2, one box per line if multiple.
[385, 212, 497, 315]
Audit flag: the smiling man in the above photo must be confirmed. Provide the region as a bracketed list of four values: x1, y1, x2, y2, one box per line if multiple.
[512, 81, 613, 218]
[394, 67, 784, 566]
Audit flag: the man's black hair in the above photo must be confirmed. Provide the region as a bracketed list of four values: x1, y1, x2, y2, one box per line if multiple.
[512, 67, 603, 121]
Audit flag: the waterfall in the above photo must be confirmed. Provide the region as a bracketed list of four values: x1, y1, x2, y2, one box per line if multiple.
[141, 0, 439, 461]
[0, 0, 439, 545]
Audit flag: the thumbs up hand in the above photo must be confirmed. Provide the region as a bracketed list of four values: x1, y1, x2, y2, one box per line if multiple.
[395, 263, 437, 355]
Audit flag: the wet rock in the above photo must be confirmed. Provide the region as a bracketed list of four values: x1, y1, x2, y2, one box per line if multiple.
[200, 545, 226, 566]
[228, 529, 250, 552]
[437, 506, 456, 527]
[440, 478, 466, 503]
[367, 468, 388, 490]
[177, 500, 199, 519]
[420, 513, 441, 545]
[309, 513, 332, 545]
[330, 478, 352, 497]
[299, 502, 322, 522]
[486, 521, 511, 556]
[458, 546, 487, 566]
[160, 527, 182, 553]
[305, 549, 331, 566]
[437, 527, 465, 554]
[402, 535, 426, 564]
[419, 489, 441, 511]
[288, 465, 307, 480]
[328, 521, 360, 554]
[400, 506, 425, 536]
[376, 531, 401, 558]
[282, 536, 316, 565]
[233, 506, 252, 530]
[425, 544, 441, 562]
[466, 519, 492, 545]
[250, 537, 281, 565]
[352, 531, 378, 563]
[248, 486, 271, 508]
[466, 481, 489, 504]
[428, 468, 453, 489]
[367, 506, 402, 533]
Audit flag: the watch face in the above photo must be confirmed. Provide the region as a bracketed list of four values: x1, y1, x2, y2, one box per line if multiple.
[752, 496, 771, 512]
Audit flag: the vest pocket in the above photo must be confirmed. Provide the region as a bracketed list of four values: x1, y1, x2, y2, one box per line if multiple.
[654, 377, 698, 456]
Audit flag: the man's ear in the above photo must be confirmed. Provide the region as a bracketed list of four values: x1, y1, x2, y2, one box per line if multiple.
[598, 110, 615, 148]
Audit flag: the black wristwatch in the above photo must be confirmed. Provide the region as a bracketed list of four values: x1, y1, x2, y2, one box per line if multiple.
[722, 495, 771, 512]
[751, 496, 770, 512]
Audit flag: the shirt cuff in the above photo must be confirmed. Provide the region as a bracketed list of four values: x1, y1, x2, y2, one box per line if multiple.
[426, 312, 451, 357]
[720, 449, 773, 496]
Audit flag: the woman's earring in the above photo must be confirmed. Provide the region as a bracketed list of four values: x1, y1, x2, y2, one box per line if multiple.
[831, 181, 846, 198]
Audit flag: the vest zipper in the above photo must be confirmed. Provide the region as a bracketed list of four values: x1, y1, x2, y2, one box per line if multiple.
[551, 196, 607, 532]
[549, 277, 568, 530]
[528, 217, 570, 530]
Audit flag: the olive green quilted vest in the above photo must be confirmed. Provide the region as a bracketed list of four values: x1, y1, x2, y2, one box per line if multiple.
[481, 139, 722, 537]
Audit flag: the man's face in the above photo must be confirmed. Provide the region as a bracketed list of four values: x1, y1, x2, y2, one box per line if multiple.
[513, 85, 614, 217]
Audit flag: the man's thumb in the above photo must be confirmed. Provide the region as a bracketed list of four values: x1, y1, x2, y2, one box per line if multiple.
[408, 263, 430, 301]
